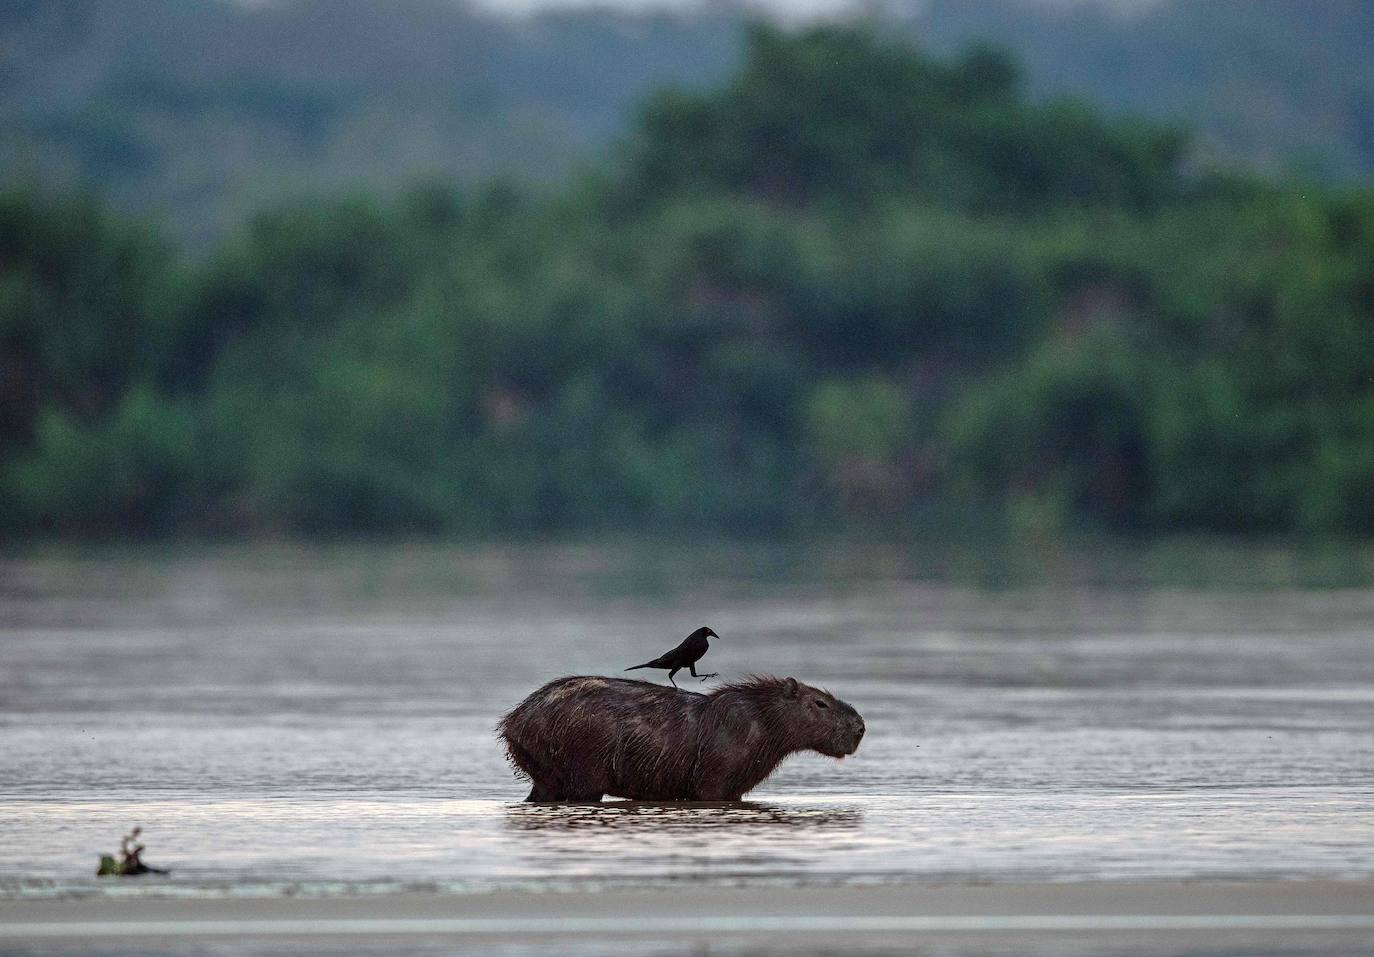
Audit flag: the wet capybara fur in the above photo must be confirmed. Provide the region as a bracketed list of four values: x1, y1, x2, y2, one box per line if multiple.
[498, 675, 865, 802]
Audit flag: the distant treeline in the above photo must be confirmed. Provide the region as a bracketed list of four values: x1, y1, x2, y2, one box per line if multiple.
[5, 0, 1374, 247]
[4, 27, 1374, 538]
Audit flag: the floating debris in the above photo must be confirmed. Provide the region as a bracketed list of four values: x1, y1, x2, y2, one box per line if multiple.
[96, 826, 168, 877]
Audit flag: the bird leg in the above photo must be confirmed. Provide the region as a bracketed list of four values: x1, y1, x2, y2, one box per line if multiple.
[668, 668, 680, 688]
[690, 664, 717, 681]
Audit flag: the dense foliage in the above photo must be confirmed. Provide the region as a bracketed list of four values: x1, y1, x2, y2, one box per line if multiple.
[4, 26, 1374, 537]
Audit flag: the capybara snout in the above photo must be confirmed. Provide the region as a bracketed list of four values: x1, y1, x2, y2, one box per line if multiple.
[838, 709, 865, 756]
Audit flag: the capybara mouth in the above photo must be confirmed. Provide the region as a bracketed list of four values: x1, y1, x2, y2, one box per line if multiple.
[823, 735, 863, 759]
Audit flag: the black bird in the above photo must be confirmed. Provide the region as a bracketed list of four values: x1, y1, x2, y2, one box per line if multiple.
[625, 626, 719, 687]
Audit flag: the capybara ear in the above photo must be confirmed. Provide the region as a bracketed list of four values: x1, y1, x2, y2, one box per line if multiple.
[783, 677, 799, 698]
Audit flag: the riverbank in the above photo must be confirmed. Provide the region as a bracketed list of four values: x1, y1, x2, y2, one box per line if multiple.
[3, 881, 1372, 955]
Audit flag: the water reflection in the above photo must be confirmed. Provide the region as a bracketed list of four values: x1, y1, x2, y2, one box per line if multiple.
[506, 801, 864, 834]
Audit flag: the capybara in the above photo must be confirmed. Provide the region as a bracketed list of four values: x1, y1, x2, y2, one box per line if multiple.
[498, 674, 865, 802]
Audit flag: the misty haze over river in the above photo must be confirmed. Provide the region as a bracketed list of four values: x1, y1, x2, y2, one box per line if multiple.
[3, 542, 1372, 896]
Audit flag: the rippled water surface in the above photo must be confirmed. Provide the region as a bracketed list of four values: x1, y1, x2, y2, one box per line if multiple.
[3, 542, 1373, 896]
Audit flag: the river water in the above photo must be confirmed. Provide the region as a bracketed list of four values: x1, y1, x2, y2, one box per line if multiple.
[2, 541, 1373, 897]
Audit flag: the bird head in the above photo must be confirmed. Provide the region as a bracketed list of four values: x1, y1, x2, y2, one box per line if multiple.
[696, 626, 719, 641]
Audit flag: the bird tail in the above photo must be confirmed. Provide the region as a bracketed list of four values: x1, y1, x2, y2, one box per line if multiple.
[625, 662, 654, 671]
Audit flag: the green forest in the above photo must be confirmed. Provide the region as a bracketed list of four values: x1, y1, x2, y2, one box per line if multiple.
[5, 26, 1374, 539]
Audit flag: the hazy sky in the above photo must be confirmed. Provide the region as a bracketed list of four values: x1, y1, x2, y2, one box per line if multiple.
[467, 0, 872, 18]
[238, 0, 1166, 20]
[462, 0, 1166, 17]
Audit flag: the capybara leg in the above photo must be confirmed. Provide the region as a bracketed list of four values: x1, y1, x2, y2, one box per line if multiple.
[525, 782, 562, 802]
[696, 783, 745, 802]
[565, 791, 604, 803]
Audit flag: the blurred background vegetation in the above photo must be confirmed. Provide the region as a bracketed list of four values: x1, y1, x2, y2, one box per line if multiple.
[3, 1, 1374, 539]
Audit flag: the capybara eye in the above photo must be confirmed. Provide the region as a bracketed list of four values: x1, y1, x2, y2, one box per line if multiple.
[814, 699, 829, 709]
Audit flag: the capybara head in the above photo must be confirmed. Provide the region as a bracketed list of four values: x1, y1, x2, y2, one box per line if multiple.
[776, 676, 865, 758]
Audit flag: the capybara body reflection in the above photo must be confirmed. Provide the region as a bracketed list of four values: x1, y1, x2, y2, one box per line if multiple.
[498, 675, 865, 802]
